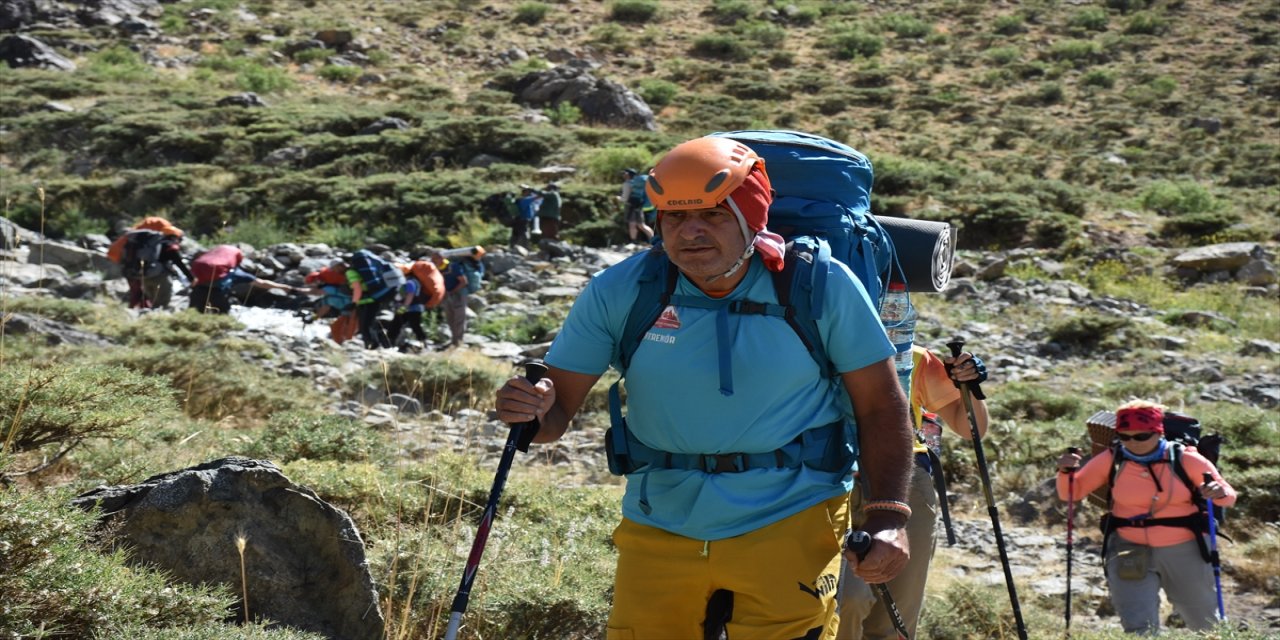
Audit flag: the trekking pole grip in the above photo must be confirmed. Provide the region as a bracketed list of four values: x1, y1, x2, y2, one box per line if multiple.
[844, 530, 872, 560]
[514, 360, 549, 453]
[946, 339, 985, 400]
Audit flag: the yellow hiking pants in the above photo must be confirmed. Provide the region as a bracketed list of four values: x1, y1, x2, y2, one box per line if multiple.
[607, 494, 849, 640]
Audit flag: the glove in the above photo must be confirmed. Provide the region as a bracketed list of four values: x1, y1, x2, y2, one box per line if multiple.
[968, 355, 988, 385]
[398, 307, 408, 314]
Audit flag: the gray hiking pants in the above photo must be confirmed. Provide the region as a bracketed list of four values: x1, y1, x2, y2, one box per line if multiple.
[838, 460, 937, 640]
[443, 289, 468, 347]
[1105, 537, 1219, 634]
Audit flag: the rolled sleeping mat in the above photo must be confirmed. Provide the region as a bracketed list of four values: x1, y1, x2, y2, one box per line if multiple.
[875, 215, 955, 293]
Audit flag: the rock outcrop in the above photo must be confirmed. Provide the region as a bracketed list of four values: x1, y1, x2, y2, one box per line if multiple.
[73, 457, 384, 640]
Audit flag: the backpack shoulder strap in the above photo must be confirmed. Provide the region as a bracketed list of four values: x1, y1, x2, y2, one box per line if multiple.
[1168, 442, 1210, 511]
[771, 242, 833, 378]
[618, 249, 678, 374]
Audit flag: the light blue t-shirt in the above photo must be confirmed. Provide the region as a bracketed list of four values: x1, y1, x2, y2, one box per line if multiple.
[546, 252, 893, 540]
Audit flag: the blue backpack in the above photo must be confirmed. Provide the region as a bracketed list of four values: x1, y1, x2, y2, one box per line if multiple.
[348, 249, 402, 300]
[606, 130, 908, 478]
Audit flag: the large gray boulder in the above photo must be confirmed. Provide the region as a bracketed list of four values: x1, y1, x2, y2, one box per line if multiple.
[0, 34, 75, 71]
[0, 0, 160, 30]
[73, 457, 384, 640]
[496, 65, 656, 131]
[25, 239, 117, 275]
[1, 311, 114, 346]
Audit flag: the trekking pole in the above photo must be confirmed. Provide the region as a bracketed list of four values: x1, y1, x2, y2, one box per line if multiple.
[926, 447, 956, 545]
[844, 530, 911, 640]
[946, 339, 1028, 640]
[1064, 446, 1081, 637]
[1202, 472, 1226, 621]
[443, 360, 548, 640]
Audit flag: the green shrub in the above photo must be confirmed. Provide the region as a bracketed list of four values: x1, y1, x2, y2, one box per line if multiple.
[1107, 0, 1150, 12]
[545, 101, 583, 126]
[708, 0, 753, 25]
[290, 47, 331, 64]
[984, 46, 1022, 65]
[236, 63, 292, 93]
[1139, 180, 1217, 215]
[87, 46, 153, 82]
[740, 21, 787, 47]
[346, 356, 507, 413]
[691, 33, 751, 61]
[1081, 69, 1116, 88]
[723, 78, 788, 101]
[0, 363, 176, 474]
[244, 411, 390, 463]
[0, 489, 235, 638]
[1161, 211, 1242, 238]
[212, 215, 294, 248]
[580, 146, 654, 183]
[318, 64, 362, 83]
[1125, 10, 1168, 34]
[1048, 39, 1103, 66]
[881, 13, 932, 38]
[826, 28, 884, 59]
[990, 382, 1085, 422]
[636, 78, 679, 107]
[1068, 7, 1109, 31]
[1046, 312, 1133, 354]
[609, 0, 659, 23]
[514, 1, 551, 25]
[992, 13, 1025, 36]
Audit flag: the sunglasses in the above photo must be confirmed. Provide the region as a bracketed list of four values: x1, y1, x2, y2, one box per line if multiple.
[1117, 432, 1157, 442]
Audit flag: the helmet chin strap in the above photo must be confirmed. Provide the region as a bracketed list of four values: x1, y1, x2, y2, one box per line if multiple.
[706, 194, 757, 283]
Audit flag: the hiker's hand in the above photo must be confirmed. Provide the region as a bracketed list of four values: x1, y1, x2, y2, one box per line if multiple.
[846, 513, 909, 584]
[1199, 479, 1228, 500]
[495, 375, 554, 426]
[945, 352, 987, 384]
[1057, 451, 1082, 474]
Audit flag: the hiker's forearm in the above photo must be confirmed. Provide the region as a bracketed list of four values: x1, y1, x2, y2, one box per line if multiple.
[844, 361, 913, 503]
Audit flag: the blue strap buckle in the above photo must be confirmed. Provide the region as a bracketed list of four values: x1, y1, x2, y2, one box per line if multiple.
[702, 453, 746, 473]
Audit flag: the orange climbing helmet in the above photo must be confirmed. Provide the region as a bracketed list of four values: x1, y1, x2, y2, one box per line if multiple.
[645, 137, 763, 211]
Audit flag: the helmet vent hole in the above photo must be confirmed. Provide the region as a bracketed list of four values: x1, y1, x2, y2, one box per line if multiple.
[649, 177, 664, 195]
[704, 170, 730, 194]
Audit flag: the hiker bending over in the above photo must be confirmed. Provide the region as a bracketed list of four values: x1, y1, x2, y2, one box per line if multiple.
[839, 346, 989, 640]
[495, 136, 913, 639]
[189, 245, 301, 314]
[1057, 401, 1235, 634]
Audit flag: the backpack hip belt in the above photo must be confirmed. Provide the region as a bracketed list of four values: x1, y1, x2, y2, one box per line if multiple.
[604, 418, 852, 476]
[1100, 512, 1212, 563]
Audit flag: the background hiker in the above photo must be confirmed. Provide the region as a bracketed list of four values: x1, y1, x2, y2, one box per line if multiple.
[303, 262, 357, 344]
[189, 244, 301, 314]
[432, 247, 483, 350]
[494, 136, 912, 639]
[341, 251, 404, 350]
[385, 273, 428, 351]
[510, 186, 539, 250]
[618, 168, 653, 243]
[839, 346, 989, 640]
[1056, 400, 1236, 634]
[535, 182, 562, 241]
[107, 216, 191, 310]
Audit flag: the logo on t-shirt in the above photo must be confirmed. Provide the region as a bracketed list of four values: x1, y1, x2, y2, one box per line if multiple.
[653, 305, 681, 329]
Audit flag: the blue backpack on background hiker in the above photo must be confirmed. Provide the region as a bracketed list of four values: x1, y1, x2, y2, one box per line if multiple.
[607, 130, 955, 476]
[348, 249, 405, 301]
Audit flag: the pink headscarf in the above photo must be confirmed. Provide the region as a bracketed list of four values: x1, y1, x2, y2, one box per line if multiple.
[724, 163, 785, 273]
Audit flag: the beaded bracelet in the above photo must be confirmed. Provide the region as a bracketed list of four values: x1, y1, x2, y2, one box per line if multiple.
[863, 499, 912, 519]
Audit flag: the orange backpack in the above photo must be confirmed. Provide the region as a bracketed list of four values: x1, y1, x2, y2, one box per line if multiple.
[400, 260, 446, 309]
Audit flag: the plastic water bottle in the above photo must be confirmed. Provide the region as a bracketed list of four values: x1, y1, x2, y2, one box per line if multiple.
[879, 281, 916, 399]
[920, 411, 943, 454]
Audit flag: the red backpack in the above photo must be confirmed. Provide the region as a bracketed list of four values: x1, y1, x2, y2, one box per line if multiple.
[191, 245, 243, 286]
